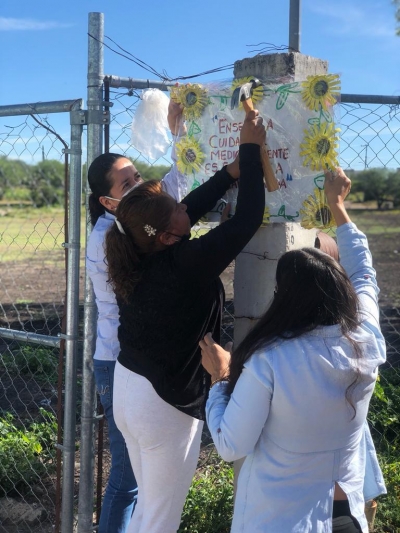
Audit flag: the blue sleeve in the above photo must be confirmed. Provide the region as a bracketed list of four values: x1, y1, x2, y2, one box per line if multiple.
[336, 223, 385, 358]
[206, 357, 273, 462]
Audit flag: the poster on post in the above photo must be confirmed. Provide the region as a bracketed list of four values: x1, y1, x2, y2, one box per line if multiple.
[171, 74, 340, 229]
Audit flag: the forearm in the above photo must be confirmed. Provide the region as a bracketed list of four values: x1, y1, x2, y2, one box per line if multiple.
[206, 368, 271, 461]
[182, 166, 236, 225]
[328, 202, 351, 227]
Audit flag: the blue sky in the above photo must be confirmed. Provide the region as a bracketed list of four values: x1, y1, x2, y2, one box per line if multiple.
[1, 0, 399, 104]
[0, 0, 399, 167]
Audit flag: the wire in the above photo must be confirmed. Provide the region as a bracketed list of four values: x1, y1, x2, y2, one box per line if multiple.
[88, 33, 294, 83]
[246, 42, 292, 54]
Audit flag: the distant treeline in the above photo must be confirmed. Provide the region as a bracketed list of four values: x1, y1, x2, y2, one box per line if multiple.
[1, 155, 399, 210]
[0, 156, 171, 207]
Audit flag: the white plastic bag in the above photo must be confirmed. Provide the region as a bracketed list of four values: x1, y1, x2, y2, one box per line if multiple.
[131, 88, 170, 160]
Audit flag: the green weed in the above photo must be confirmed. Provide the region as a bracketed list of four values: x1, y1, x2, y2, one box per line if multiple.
[0, 409, 57, 495]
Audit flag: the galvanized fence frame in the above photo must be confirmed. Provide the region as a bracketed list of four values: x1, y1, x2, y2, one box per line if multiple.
[0, 99, 83, 533]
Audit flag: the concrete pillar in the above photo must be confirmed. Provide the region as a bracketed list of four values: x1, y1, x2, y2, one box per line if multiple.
[233, 52, 328, 345]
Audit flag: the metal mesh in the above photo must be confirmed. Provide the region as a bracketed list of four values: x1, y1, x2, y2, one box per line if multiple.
[0, 113, 69, 533]
[104, 91, 400, 530]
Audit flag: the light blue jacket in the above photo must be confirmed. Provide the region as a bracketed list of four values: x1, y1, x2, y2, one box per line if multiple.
[206, 223, 386, 533]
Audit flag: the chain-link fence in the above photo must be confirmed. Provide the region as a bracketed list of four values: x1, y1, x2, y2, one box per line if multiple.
[0, 102, 83, 533]
[101, 87, 400, 531]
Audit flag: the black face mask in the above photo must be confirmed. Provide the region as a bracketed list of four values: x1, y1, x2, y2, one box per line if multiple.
[165, 231, 191, 243]
[179, 233, 191, 243]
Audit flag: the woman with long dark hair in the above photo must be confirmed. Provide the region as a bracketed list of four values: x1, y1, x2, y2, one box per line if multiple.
[105, 110, 266, 533]
[201, 169, 386, 533]
[86, 101, 186, 533]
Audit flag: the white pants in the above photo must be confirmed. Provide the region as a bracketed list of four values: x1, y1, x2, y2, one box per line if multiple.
[113, 361, 204, 533]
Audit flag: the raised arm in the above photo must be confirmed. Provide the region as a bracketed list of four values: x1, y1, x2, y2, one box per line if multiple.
[161, 100, 188, 202]
[324, 168, 382, 337]
[174, 111, 266, 282]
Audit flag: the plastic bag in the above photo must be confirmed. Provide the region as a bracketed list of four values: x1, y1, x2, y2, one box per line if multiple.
[131, 88, 170, 159]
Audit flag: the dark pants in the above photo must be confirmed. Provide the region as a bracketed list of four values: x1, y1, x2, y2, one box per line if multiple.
[332, 501, 363, 533]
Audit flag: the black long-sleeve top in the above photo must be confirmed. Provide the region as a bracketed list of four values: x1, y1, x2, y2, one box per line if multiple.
[117, 143, 265, 420]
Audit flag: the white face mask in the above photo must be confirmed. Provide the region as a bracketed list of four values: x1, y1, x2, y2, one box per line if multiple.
[103, 180, 144, 203]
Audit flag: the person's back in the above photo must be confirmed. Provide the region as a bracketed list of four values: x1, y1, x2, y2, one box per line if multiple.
[202, 168, 386, 533]
[236, 324, 383, 532]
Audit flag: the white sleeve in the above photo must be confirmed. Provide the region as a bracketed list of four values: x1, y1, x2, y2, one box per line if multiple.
[161, 139, 188, 201]
[206, 359, 273, 462]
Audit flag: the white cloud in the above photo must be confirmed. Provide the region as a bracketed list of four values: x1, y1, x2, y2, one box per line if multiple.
[306, 2, 396, 38]
[0, 17, 72, 31]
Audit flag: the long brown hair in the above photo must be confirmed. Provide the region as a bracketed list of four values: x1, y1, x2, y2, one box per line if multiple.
[228, 247, 362, 414]
[105, 180, 175, 302]
[87, 153, 126, 225]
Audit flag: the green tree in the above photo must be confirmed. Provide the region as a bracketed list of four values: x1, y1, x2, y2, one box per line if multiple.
[0, 156, 30, 199]
[26, 159, 65, 207]
[386, 169, 400, 207]
[134, 161, 172, 182]
[351, 168, 390, 209]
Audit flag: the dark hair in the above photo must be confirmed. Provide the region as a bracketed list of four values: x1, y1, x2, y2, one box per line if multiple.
[87, 153, 126, 225]
[228, 247, 362, 414]
[105, 180, 175, 303]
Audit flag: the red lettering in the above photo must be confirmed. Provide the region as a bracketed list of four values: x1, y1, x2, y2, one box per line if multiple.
[219, 119, 227, 134]
[267, 119, 273, 130]
[279, 179, 287, 189]
[205, 162, 219, 174]
[266, 147, 289, 159]
[276, 163, 283, 175]
[209, 135, 218, 149]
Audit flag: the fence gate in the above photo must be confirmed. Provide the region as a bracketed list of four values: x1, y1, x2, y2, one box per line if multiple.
[0, 99, 83, 533]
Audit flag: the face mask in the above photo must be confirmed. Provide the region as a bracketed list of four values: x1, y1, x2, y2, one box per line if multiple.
[103, 180, 144, 203]
[164, 232, 191, 243]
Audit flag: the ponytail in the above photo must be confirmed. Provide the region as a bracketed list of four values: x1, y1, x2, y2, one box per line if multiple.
[87, 153, 126, 226]
[89, 193, 106, 226]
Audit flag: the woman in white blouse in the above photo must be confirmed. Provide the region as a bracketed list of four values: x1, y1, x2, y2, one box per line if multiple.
[201, 168, 386, 533]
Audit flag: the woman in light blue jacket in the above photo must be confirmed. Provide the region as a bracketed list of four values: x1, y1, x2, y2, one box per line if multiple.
[201, 168, 386, 533]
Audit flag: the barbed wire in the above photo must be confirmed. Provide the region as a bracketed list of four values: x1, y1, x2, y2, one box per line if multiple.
[88, 33, 291, 82]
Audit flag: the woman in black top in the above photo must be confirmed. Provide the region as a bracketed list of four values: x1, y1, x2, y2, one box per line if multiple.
[105, 110, 266, 533]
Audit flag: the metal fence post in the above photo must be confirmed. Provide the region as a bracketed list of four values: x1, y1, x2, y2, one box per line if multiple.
[77, 11, 104, 533]
[60, 99, 83, 533]
[289, 0, 301, 52]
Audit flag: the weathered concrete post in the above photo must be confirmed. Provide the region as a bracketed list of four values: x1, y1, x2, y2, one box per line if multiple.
[233, 52, 329, 346]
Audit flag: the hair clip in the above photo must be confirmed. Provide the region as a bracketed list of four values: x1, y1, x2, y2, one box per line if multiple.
[144, 224, 157, 236]
[115, 218, 126, 235]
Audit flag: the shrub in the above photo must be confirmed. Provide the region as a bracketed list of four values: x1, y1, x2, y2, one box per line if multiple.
[368, 368, 400, 531]
[1, 345, 58, 384]
[0, 409, 57, 495]
[179, 448, 233, 533]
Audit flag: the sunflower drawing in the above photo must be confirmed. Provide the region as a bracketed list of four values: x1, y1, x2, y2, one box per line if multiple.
[301, 74, 340, 112]
[176, 137, 205, 175]
[261, 206, 270, 227]
[231, 77, 264, 109]
[300, 188, 335, 230]
[170, 84, 208, 121]
[299, 122, 340, 171]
